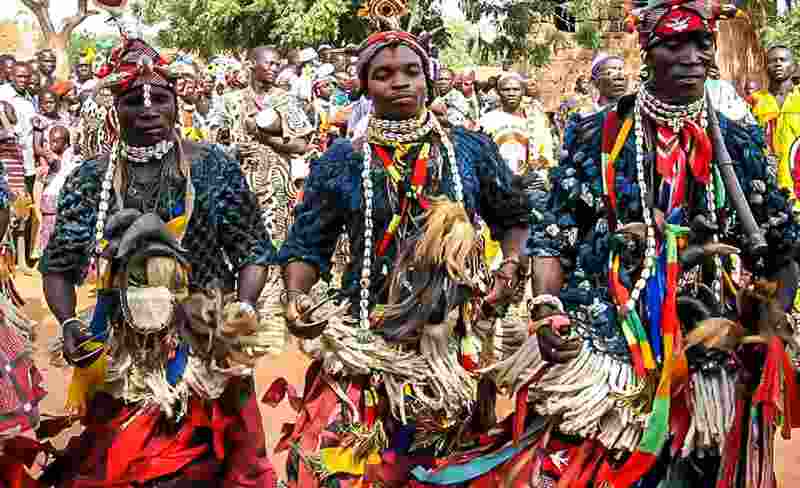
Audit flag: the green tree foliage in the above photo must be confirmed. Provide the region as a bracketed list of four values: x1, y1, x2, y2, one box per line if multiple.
[66, 31, 119, 66]
[137, 0, 447, 57]
[458, 0, 573, 66]
[761, 11, 800, 54]
[439, 18, 476, 70]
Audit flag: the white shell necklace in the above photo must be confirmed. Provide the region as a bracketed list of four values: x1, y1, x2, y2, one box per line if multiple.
[357, 112, 464, 330]
[95, 140, 177, 254]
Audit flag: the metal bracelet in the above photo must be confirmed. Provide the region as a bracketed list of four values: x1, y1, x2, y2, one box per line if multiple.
[529, 294, 565, 314]
[61, 317, 90, 335]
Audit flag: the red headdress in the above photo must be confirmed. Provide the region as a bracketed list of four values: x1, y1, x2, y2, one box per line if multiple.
[95, 35, 176, 96]
[624, 0, 745, 51]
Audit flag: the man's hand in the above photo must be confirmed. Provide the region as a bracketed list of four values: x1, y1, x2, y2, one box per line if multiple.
[537, 321, 581, 363]
[281, 290, 325, 339]
[530, 301, 580, 363]
[485, 257, 528, 308]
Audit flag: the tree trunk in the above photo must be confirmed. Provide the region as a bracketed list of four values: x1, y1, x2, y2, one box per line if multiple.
[20, 0, 98, 81]
[48, 32, 71, 81]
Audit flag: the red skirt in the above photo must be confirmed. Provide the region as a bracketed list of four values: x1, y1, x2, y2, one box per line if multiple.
[41, 379, 276, 488]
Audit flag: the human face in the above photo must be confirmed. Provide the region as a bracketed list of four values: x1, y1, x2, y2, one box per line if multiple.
[317, 80, 332, 100]
[201, 77, 214, 96]
[40, 92, 57, 115]
[648, 31, 713, 102]
[49, 129, 68, 155]
[0, 59, 12, 82]
[575, 77, 589, 95]
[596, 58, 627, 100]
[77, 63, 92, 82]
[11, 65, 31, 93]
[436, 69, 453, 95]
[461, 75, 475, 96]
[116, 84, 177, 147]
[498, 77, 523, 113]
[332, 53, 348, 73]
[367, 45, 427, 121]
[176, 78, 196, 99]
[319, 50, 331, 64]
[29, 70, 41, 91]
[767, 48, 794, 84]
[38, 52, 56, 76]
[525, 78, 538, 98]
[336, 71, 354, 93]
[252, 49, 280, 89]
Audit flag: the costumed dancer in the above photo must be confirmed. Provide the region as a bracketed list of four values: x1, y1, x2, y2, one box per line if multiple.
[412, 2, 800, 487]
[0, 70, 46, 488]
[0, 260, 45, 487]
[216, 46, 313, 246]
[273, 26, 531, 488]
[37, 31, 281, 488]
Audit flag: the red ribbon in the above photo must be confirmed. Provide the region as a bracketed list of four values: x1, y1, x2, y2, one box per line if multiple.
[656, 120, 712, 209]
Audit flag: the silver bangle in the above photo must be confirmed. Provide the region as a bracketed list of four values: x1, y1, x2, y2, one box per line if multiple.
[61, 317, 90, 334]
[529, 294, 564, 313]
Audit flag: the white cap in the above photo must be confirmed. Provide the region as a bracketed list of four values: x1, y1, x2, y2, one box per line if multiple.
[316, 63, 336, 78]
[299, 48, 318, 63]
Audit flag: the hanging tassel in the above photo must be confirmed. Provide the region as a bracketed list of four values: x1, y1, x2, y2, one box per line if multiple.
[414, 198, 477, 282]
[65, 347, 108, 416]
[512, 380, 531, 446]
[555, 439, 595, 488]
[717, 395, 746, 488]
[364, 387, 379, 428]
[459, 333, 481, 371]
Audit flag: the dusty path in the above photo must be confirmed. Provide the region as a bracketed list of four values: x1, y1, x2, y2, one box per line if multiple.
[13, 272, 800, 483]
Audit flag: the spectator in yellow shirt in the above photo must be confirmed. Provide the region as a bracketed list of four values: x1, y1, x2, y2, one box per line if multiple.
[750, 45, 800, 194]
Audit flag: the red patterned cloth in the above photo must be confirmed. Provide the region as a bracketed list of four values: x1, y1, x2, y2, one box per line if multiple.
[40, 383, 276, 488]
[0, 307, 45, 439]
[0, 141, 25, 196]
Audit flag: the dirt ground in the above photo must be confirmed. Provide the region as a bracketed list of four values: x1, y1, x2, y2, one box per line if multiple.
[13, 272, 800, 484]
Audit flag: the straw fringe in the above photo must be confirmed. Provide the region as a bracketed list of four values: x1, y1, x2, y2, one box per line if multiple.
[300, 309, 477, 424]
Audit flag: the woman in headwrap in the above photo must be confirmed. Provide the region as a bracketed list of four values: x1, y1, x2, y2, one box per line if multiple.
[274, 30, 531, 488]
[38, 30, 280, 488]
[412, 1, 800, 487]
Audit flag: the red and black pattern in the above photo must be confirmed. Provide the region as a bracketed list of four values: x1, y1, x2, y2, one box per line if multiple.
[96, 38, 176, 96]
[625, 0, 743, 51]
[0, 310, 45, 439]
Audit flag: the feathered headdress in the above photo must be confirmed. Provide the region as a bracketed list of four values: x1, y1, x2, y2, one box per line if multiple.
[356, 0, 409, 31]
